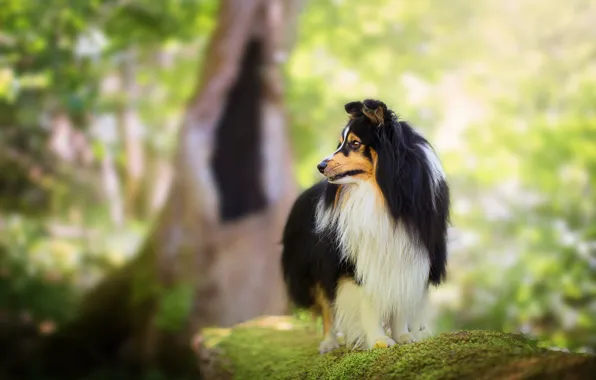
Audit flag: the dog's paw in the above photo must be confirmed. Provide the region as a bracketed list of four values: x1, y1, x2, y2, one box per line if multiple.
[372, 336, 396, 349]
[397, 332, 416, 344]
[412, 326, 432, 341]
[319, 338, 340, 354]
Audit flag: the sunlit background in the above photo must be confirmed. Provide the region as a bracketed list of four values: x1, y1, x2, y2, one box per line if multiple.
[1, 0, 596, 375]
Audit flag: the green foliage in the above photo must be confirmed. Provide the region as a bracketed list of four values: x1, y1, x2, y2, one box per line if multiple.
[104, 0, 217, 49]
[0, 213, 145, 334]
[0, 0, 216, 215]
[0, 216, 78, 325]
[438, 1, 596, 350]
[0, 0, 216, 108]
[0, 125, 54, 215]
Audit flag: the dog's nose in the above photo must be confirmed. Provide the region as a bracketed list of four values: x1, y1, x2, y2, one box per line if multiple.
[317, 160, 328, 174]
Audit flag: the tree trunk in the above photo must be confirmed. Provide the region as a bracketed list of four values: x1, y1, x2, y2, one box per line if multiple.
[9, 0, 301, 378]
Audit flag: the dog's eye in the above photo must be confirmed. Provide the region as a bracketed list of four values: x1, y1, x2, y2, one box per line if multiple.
[350, 141, 361, 149]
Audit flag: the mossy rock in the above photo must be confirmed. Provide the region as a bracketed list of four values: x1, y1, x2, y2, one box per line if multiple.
[198, 316, 596, 380]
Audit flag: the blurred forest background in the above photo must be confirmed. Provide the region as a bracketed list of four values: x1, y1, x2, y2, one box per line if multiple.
[1, 0, 596, 378]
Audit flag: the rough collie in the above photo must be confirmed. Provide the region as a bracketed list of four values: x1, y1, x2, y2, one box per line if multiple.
[281, 99, 450, 353]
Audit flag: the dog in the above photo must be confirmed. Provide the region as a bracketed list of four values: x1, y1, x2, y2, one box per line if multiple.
[281, 99, 450, 353]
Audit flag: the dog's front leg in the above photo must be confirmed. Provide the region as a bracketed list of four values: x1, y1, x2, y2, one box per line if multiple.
[407, 289, 432, 342]
[391, 310, 416, 344]
[318, 300, 340, 353]
[360, 295, 396, 349]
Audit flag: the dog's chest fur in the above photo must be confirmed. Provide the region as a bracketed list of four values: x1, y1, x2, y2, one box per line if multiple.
[316, 181, 430, 318]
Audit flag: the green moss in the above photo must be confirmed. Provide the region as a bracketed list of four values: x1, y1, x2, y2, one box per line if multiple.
[154, 282, 194, 332]
[202, 316, 596, 380]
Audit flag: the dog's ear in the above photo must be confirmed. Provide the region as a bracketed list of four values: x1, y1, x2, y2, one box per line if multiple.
[362, 99, 387, 125]
[344, 101, 363, 119]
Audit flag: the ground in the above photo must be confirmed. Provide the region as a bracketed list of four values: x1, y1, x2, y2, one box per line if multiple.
[197, 316, 596, 380]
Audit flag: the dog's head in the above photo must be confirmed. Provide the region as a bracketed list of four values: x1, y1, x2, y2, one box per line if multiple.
[317, 99, 393, 184]
[316, 100, 450, 284]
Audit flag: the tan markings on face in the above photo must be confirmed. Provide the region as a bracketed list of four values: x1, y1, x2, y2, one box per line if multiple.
[324, 132, 375, 181]
[369, 149, 385, 205]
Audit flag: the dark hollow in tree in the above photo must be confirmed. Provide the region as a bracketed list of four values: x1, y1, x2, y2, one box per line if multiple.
[212, 39, 267, 222]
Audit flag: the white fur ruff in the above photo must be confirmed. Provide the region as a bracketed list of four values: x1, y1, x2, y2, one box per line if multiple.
[316, 181, 431, 349]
